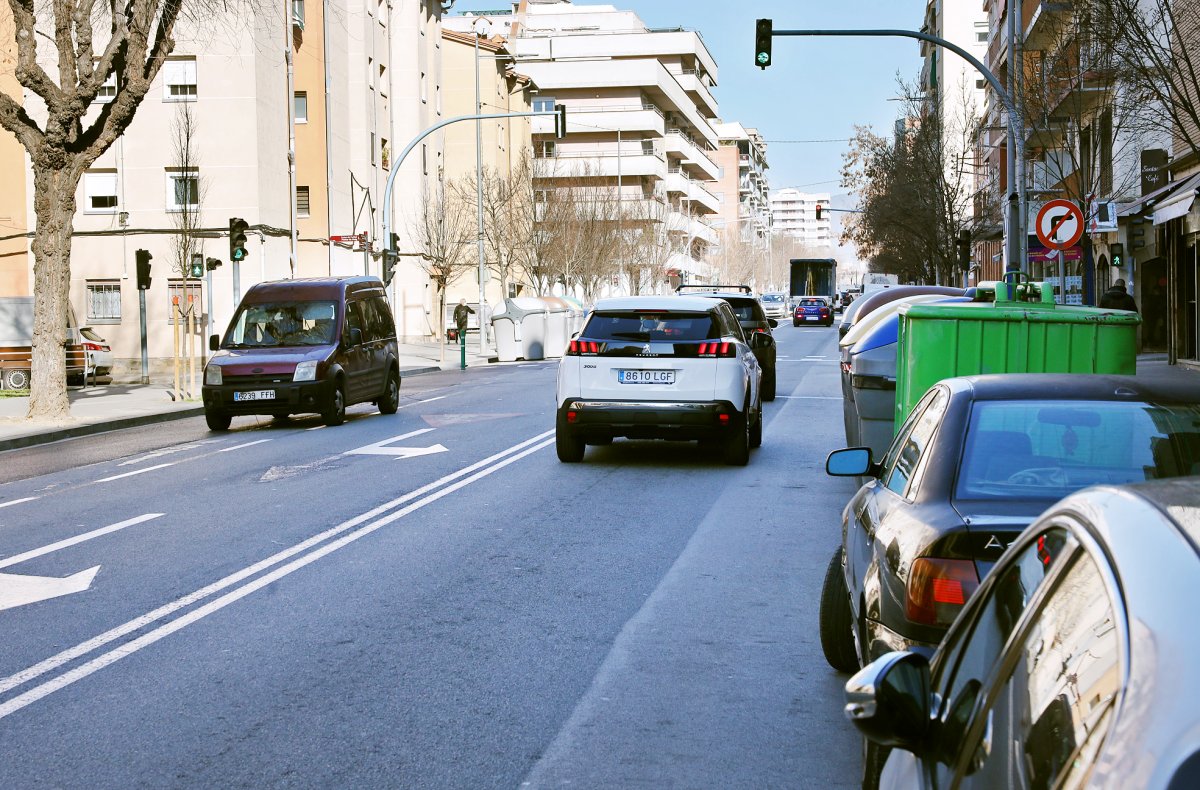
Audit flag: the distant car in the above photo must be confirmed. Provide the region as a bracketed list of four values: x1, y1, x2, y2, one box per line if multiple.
[794, 297, 833, 327]
[678, 286, 778, 401]
[759, 292, 790, 320]
[80, 327, 113, 378]
[554, 295, 765, 465]
[819, 373, 1200, 678]
[846, 477, 1200, 790]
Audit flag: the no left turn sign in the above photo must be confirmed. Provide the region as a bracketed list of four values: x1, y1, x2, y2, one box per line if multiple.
[1035, 199, 1084, 251]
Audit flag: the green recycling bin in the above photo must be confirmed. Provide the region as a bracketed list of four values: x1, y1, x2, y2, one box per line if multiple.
[894, 280, 1140, 428]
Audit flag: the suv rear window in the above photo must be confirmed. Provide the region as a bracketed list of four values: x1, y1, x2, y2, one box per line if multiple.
[583, 311, 718, 342]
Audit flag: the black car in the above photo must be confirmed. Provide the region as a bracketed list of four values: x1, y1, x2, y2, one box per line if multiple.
[818, 374, 1200, 676]
[678, 285, 778, 400]
[845, 477, 1200, 790]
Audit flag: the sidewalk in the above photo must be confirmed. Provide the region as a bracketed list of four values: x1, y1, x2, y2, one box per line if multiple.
[0, 338, 497, 451]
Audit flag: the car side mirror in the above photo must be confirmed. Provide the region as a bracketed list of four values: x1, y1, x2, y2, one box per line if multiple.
[826, 447, 877, 477]
[209, 334, 220, 352]
[845, 651, 931, 751]
[750, 332, 774, 349]
[767, 318, 779, 328]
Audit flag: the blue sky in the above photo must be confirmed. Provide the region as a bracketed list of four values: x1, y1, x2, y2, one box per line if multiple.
[447, 0, 927, 197]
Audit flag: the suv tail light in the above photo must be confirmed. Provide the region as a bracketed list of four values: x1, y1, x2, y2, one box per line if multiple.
[566, 340, 602, 356]
[697, 341, 737, 358]
[906, 558, 980, 627]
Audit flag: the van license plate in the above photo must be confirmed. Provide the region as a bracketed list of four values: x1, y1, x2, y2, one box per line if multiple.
[618, 370, 675, 385]
[234, 390, 275, 401]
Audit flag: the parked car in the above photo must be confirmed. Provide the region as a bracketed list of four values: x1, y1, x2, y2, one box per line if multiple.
[819, 373, 1200, 677]
[79, 327, 113, 378]
[845, 477, 1200, 790]
[794, 296, 834, 327]
[677, 285, 778, 401]
[759, 292, 790, 320]
[554, 295, 765, 465]
[202, 276, 401, 430]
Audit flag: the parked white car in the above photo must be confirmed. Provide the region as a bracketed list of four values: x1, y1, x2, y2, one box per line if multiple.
[554, 295, 764, 465]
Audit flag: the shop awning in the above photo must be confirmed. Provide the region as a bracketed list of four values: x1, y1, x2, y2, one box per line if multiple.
[1152, 173, 1200, 225]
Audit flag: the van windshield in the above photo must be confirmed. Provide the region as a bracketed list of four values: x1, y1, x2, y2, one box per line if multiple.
[224, 300, 338, 347]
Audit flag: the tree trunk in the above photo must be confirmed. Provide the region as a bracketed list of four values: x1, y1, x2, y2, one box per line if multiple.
[27, 167, 80, 422]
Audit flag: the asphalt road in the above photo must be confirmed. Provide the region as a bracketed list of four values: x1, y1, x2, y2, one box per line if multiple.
[0, 322, 864, 789]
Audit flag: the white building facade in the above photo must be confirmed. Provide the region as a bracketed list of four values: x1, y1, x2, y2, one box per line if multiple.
[770, 189, 831, 245]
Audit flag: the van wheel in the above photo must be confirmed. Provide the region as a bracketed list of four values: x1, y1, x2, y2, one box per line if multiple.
[819, 548, 859, 673]
[378, 370, 400, 414]
[206, 410, 232, 431]
[323, 383, 346, 426]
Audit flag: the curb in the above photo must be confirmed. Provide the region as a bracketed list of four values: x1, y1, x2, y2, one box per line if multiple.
[0, 364, 456, 453]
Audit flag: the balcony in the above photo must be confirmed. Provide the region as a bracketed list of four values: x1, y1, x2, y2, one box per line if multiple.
[663, 129, 720, 181]
[674, 69, 718, 117]
[535, 148, 666, 180]
[532, 103, 665, 137]
[665, 170, 720, 214]
[665, 212, 718, 245]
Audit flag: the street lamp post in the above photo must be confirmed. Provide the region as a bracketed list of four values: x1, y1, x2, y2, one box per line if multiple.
[474, 17, 492, 356]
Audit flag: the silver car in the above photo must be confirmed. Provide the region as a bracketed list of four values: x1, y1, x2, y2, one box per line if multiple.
[759, 292, 789, 320]
[845, 477, 1200, 789]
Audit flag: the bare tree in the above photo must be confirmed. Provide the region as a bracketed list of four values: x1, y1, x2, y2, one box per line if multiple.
[0, 0, 195, 419]
[169, 102, 205, 279]
[409, 177, 474, 347]
[619, 191, 672, 294]
[453, 152, 536, 299]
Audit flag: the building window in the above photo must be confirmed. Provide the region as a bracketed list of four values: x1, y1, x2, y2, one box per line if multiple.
[167, 280, 203, 323]
[537, 140, 556, 158]
[976, 30, 987, 42]
[163, 58, 197, 101]
[436, 84, 442, 115]
[420, 71, 427, 103]
[976, 78, 986, 89]
[368, 58, 374, 90]
[292, 0, 305, 29]
[370, 132, 376, 165]
[379, 63, 387, 96]
[84, 171, 118, 213]
[421, 143, 428, 175]
[94, 72, 117, 104]
[86, 281, 122, 322]
[166, 169, 199, 210]
[381, 139, 390, 169]
[641, 140, 654, 156]
[294, 92, 308, 123]
[296, 186, 310, 217]
[532, 97, 555, 112]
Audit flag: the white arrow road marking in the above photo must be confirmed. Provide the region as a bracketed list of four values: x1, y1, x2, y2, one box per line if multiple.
[94, 462, 176, 483]
[0, 566, 100, 612]
[0, 513, 163, 570]
[343, 428, 448, 460]
[0, 497, 39, 510]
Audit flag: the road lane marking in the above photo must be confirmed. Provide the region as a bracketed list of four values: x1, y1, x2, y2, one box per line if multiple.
[0, 566, 101, 612]
[0, 431, 554, 712]
[0, 497, 38, 510]
[0, 514, 163, 570]
[94, 463, 176, 483]
[219, 439, 272, 453]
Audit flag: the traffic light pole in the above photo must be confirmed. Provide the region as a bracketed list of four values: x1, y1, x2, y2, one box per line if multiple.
[380, 109, 563, 355]
[767, 27, 1026, 274]
[138, 289, 149, 385]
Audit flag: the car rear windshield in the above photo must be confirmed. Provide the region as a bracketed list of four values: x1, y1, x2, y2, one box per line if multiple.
[223, 300, 339, 348]
[956, 400, 1200, 501]
[711, 297, 763, 323]
[799, 299, 825, 307]
[583, 311, 718, 342]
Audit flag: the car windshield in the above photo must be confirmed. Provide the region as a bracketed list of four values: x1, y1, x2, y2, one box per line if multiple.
[761, 294, 784, 303]
[583, 311, 717, 342]
[956, 400, 1200, 501]
[223, 300, 338, 347]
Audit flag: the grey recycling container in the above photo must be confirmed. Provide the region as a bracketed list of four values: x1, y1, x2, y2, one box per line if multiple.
[539, 296, 572, 359]
[489, 298, 549, 362]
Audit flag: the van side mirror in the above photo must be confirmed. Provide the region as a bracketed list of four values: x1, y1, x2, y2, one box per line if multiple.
[346, 327, 363, 347]
[209, 334, 220, 351]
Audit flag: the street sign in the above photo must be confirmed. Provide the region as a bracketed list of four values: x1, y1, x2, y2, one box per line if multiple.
[1035, 199, 1084, 251]
[330, 235, 358, 243]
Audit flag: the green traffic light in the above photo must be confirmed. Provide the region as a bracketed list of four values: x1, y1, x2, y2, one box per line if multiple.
[757, 52, 769, 65]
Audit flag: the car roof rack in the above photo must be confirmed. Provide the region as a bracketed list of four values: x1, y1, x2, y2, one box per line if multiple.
[675, 284, 753, 295]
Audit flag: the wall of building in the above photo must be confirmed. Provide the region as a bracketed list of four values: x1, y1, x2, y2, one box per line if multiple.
[0, 2, 30, 296]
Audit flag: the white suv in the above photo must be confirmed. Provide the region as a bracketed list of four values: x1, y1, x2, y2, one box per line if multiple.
[554, 296, 764, 465]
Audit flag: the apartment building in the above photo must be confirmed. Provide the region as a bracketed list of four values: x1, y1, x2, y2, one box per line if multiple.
[0, 3, 28, 296]
[770, 189, 831, 246]
[447, 0, 723, 286]
[0, 0, 444, 374]
[713, 122, 769, 248]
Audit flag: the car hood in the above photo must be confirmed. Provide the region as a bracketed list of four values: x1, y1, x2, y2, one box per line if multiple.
[210, 346, 333, 375]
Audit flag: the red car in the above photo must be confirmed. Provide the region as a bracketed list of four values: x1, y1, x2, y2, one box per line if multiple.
[793, 297, 833, 327]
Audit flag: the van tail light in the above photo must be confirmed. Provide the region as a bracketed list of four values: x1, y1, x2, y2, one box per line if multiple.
[906, 558, 980, 627]
[566, 340, 602, 355]
[697, 341, 737, 358]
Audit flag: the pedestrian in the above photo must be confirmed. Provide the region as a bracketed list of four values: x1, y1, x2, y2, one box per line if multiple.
[1099, 279, 1138, 312]
[453, 299, 475, 341]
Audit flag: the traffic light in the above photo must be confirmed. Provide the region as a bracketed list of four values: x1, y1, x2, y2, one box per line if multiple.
[229, 217, 249, 263]
[206, 257, 222, 272]
[189, 253, 204, 279]
[956, 229, 972, 270]
[1109, 242, 1124, 267]
[755, 19, 772, 69]
[555, 104, 568, 139]
[383, 232, 399, 286]
[136, 249, 152, 290]
[815, 204, 823, 220]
